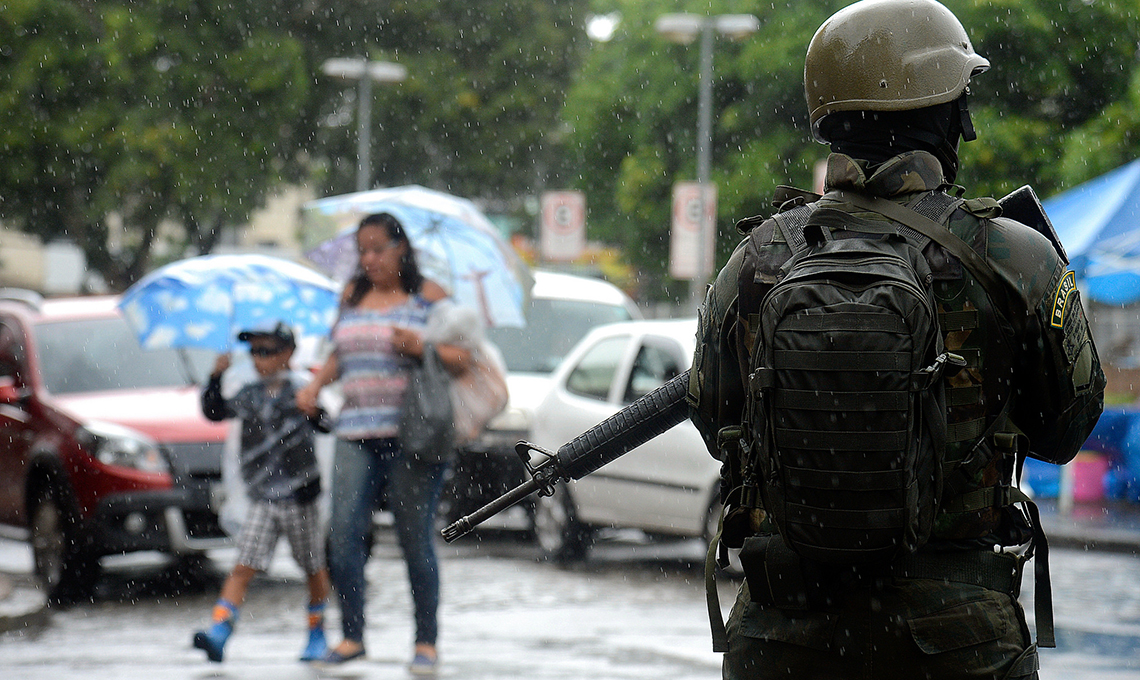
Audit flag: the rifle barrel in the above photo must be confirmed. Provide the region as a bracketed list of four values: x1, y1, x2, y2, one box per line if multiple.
[441, 476, 541, 542]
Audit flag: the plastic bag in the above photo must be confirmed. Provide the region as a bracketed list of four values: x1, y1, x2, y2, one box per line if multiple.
[451, 341, 509, 445]
[400, 344, 456, 464]
[421, 300, 509, 444]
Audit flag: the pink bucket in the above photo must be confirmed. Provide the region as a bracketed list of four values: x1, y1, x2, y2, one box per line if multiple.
[1070, 452, 1109, 503]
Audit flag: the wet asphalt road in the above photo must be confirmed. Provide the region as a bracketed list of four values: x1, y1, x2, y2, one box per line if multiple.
[0, 527, 1138, 679]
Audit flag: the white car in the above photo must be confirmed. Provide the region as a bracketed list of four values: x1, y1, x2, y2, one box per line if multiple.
[442, 271, 642, 527]
[528, 318, 723, 561]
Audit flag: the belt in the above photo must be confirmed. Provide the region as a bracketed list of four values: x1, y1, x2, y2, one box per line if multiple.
[892, 549, 1023, 597]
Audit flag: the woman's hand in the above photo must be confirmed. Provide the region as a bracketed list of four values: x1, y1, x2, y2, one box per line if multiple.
[436, 343, 473, 376]
[391, 326, 424, 358]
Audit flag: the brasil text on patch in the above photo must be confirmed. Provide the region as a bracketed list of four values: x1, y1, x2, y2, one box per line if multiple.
[1051, 270, 1076, 328]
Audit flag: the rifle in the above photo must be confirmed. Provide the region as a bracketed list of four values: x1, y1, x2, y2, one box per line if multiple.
[441, 369, 692, 543]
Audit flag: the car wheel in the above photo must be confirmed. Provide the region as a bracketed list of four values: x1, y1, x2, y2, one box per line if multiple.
[29, 484, 100, 604]
[533, 482, 592, 563]
[705, 498, 743, 577]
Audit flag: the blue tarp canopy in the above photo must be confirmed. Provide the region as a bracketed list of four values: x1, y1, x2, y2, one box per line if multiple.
[1043, 158, 1140, 305]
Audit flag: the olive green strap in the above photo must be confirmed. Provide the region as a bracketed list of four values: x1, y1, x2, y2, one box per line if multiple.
[705, 508, 729, 652]
[832, 189, 1019, 321]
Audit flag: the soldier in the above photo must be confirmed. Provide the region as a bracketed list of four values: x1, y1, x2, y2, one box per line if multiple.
[689, 0, 1106, 678]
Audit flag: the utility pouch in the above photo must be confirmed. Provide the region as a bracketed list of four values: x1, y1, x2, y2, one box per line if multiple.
[739, 534, 811, 611]
[721, 502, 764, 550]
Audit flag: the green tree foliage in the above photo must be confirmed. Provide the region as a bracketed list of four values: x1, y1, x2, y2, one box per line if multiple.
[4, 0, 1137, 294]
[563, 0, 1140, 301]
[303, 0, 591, 207]
[0, 0, 310, 288]
[0, 0, 591, 289]
[955, 0, 1140, 197]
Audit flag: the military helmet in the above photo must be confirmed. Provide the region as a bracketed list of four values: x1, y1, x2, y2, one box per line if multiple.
[805, 0, 989, 143]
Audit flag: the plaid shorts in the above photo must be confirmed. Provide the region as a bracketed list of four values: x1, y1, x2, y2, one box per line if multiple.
[235, 498, 325, 574]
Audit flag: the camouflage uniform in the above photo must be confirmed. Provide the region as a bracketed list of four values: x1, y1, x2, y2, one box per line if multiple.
[690, 150, 1105, 679]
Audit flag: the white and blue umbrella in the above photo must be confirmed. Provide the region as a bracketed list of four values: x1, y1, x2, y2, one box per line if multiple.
[118, 254, 341, 352]
[302, 185, 529, 328]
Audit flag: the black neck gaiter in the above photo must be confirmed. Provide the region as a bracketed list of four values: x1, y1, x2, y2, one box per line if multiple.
[822, 100, 964, 183]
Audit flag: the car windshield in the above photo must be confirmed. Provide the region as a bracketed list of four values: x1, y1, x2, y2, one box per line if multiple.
[487, 298, 633, 374]
[34, 316, 215, 394]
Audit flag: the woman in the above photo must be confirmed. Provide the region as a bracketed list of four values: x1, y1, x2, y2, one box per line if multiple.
[296, 212, 469, 674]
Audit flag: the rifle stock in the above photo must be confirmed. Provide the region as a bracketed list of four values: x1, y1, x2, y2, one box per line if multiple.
[441, 369, 692, 543]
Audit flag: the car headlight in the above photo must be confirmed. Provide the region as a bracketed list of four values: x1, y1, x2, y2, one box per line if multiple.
[485, 406, 531, 433]
[78, 421, 169, 474]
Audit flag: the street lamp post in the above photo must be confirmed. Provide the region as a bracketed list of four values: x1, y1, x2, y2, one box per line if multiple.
[321, 58, 408, 193]
[656, 13, 759, 307]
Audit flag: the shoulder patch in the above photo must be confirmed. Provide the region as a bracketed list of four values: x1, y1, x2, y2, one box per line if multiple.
[1050, 270, 1076, 328]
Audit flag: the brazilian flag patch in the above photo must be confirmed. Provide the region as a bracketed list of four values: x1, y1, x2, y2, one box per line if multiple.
[1051, 270, 1076, 328]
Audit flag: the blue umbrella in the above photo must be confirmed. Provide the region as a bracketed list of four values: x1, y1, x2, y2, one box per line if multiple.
[302, 185, 528, 328]
[1044, 158, 1140, 304]
[118, 254, 341, 352]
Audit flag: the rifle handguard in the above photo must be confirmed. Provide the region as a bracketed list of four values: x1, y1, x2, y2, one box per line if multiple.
[556, 370, 692, 479]
[440, 370, 692, 542]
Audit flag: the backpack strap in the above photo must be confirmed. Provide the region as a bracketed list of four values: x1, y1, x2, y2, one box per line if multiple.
[909, 190, 965, 226]
[770, 203, 815, 255]
[705, 506, 730, 652]
[830, 190, 1021, 321]
[1021, 490, 1057, 647]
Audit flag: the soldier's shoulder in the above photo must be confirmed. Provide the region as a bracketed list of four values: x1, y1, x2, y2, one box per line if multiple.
[969, 203, 1066, 305]
[954, 192, 1061, 265]
[987, 215, 1060, 261]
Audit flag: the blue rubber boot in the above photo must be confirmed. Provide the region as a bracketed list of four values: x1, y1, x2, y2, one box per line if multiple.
[299, 600, 328, 662]
[300, 627, 328, 662]
[193, 600, 237, 663]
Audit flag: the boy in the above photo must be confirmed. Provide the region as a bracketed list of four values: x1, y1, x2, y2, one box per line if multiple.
[192, 320, 332, 663]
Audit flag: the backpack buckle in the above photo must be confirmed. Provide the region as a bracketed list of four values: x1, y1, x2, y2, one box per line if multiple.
[716, 426, 743, 448]
[940, 351, 968, 369]
[749, 367, 774, 393]
[914, 352, 967, 389]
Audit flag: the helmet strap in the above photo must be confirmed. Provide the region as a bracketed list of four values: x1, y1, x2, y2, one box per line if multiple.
[956, 90, 977, 142]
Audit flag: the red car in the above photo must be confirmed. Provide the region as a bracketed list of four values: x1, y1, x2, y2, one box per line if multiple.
[0, 292, 230, 601]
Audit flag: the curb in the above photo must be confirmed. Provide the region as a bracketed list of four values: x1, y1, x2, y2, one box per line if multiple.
[1042, 522, 1140, 554]
[1036, 498, 1140, 554]
[0, 573, 49, 634]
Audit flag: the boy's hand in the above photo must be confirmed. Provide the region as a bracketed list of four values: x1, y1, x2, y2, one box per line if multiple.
[212, 354, 232, 378]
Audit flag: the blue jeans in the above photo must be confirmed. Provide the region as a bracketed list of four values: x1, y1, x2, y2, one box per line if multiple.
[327, 437, 447, 646]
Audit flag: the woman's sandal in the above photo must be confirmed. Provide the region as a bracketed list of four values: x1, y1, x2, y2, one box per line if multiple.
[322, 643, 366, 665]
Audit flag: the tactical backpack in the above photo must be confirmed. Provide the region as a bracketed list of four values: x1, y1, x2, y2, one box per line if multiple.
[733, 188, 1037, 567]
[704, 187, 1064, 653]
[746, 218, 964, 565]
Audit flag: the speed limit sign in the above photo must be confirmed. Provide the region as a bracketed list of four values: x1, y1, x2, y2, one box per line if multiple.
[540, 191, 586, 261]
[669, 181, 717, 280]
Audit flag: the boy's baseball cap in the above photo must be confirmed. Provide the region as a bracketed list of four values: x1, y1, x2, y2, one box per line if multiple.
[237, 320, 296, 346]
